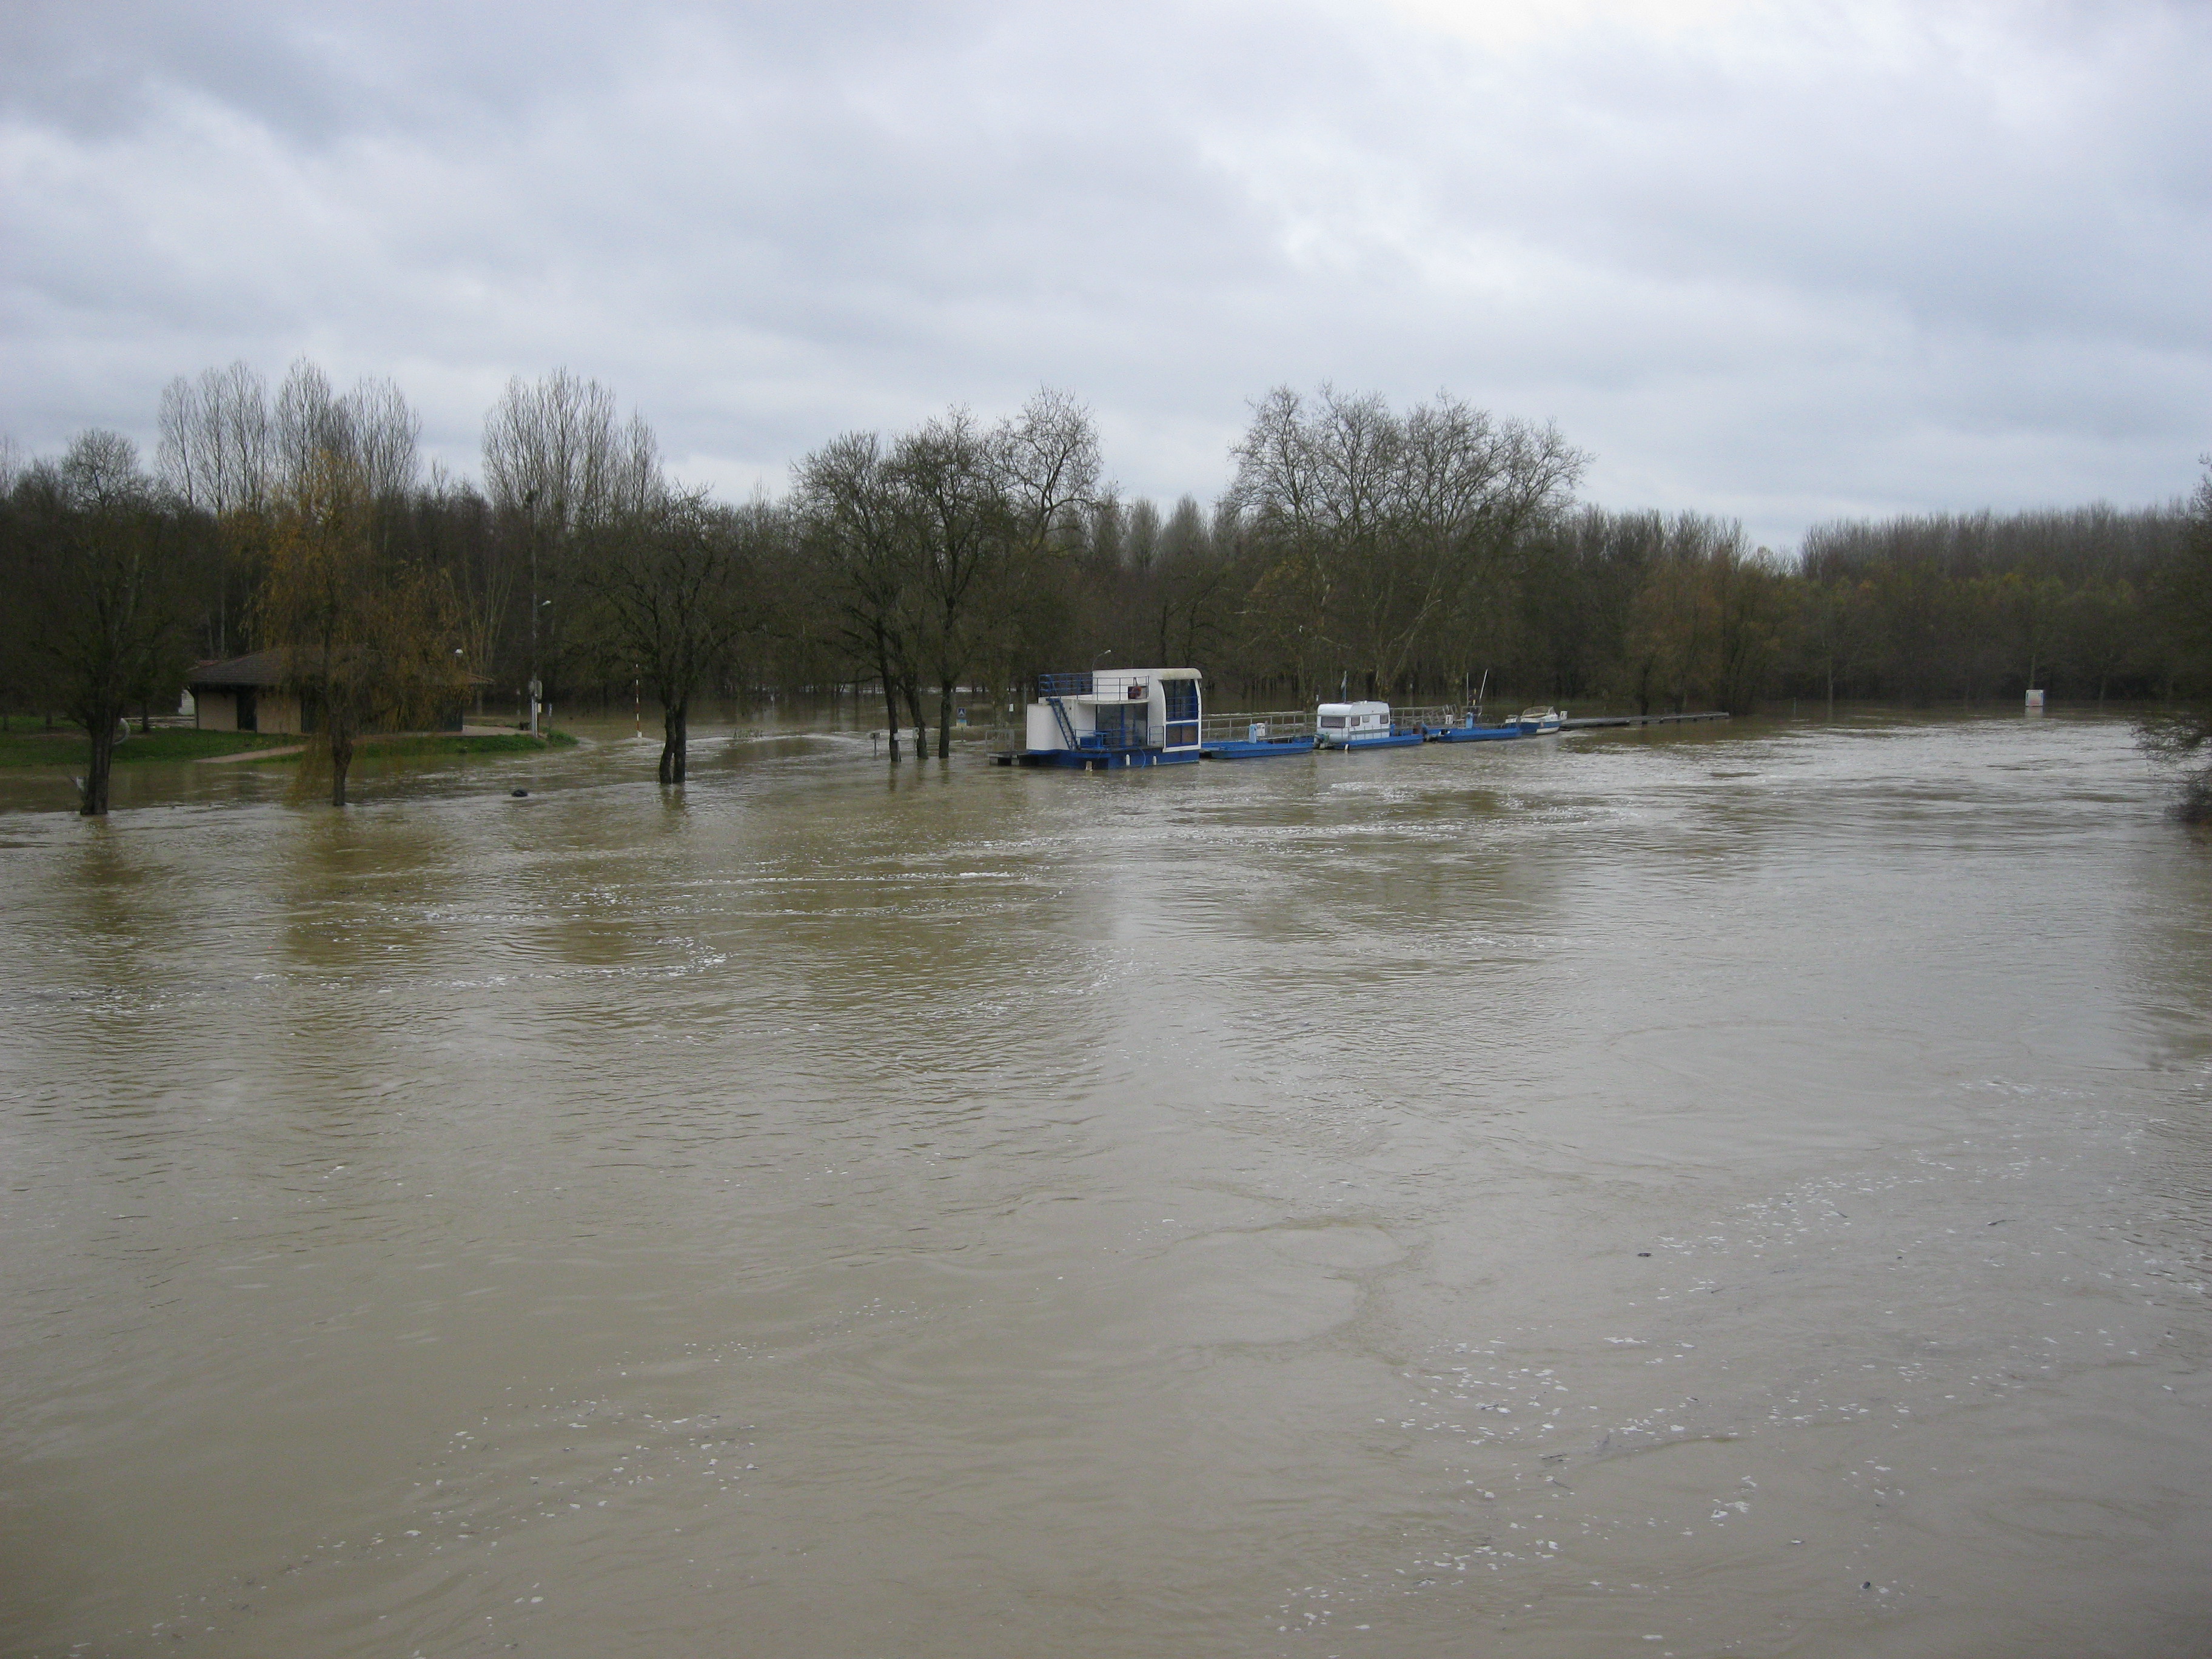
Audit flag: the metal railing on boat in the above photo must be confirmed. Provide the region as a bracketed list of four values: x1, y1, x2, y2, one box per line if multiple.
[1198, 709, 1316, 741]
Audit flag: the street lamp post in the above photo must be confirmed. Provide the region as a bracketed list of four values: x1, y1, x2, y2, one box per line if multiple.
[524, 487, 541, 736]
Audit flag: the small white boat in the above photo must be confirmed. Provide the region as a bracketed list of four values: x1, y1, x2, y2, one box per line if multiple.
[1514, 706, 1565, 734]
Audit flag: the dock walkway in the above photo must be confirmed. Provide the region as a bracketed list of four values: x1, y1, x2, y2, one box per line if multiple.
[1559, 711, 1731, 730]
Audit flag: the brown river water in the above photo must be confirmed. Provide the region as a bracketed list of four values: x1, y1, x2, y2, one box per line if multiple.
[1, 713, 2208, 1658]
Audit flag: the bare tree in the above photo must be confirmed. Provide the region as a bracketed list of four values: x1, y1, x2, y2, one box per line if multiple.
[343, 376, 423, 508]
[2137, 458, 2212, 816]
[273, 361, 350, 503]
[482, 369, 624, 532]
[418, 464, 510, 709]
[1150, 495, 1234, 666]
[158, 362, 272, 517]
[483, 370, 654, 720]
[897, 389, 1102, 758]
[1232, 386, 1585, 697]
[891, 407, 1000, 760]
[795, 431, 928, 760]
[792, 392, 1101, 760]
[1123, 497, 1159, 573]
[258, 448, 463, 807]
[585, 489, 759, 784]
[22, 433, 190, 813]
[992, 387, 1102, 565]
[158, 361, 272, 655]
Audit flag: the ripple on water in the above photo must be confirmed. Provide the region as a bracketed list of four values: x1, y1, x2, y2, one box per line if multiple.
[2, 715, 2208, 1658]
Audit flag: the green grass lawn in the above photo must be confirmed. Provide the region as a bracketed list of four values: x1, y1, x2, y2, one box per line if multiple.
[0, 727, 578, 768]
[0, 728, 296, 768]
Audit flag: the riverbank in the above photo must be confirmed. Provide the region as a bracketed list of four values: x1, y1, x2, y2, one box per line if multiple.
[212, 729, 583, 763]
[0, 728, 295, 767]
[0, 726, 578, 769]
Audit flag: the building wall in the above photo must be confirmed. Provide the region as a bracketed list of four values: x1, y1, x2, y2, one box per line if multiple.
[1028, 699, 1094, 751]
[252, 692, 302, 735]
[194, 687, 309, 733]
[196, 686, 472, 737]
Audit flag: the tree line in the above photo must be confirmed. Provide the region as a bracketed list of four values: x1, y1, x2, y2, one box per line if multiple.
[3, 363, 2208, 814]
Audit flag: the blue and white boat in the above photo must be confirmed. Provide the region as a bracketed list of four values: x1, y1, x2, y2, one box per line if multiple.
[1316, 701, 1426, 750]
[1514, 706, 1565, 734]
[1008, 669, 1204, 769]
[1202, 718, 1316, 760]
[1426, 712, 1527, 743]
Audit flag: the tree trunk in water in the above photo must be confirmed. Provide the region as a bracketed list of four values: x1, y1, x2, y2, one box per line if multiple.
[660, 699, 688, 783]
[937, 685, 953, 760]
[879, 665, 900, 761]
[903, 680, 928, 760]
[79, 714, 116, 816]
[330, 728, 354, 808]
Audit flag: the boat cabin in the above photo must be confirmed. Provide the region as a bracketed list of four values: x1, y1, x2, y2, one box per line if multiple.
[1315, 701, 1393, 746]
[1016, 669, 1202, 768]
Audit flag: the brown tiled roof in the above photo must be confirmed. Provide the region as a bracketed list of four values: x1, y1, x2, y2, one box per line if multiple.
[188, 650, 289, 687]
[189, 649, 491, 688]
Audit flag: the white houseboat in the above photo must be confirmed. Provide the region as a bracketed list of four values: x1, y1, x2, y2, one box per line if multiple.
[1009, 669, 1204, 769]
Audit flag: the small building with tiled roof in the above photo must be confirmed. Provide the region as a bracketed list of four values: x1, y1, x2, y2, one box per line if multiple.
[187, 651, 478, 735]
[187, 651, 302, 733]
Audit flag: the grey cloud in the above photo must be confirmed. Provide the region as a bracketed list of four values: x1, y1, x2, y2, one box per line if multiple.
[1, 0, 2206, 549]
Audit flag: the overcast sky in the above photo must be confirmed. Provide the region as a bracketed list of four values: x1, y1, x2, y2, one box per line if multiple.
[3, 0, 2207, 549]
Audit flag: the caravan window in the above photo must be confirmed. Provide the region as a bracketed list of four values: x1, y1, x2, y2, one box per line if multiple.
[1321, 716, 1346, 730]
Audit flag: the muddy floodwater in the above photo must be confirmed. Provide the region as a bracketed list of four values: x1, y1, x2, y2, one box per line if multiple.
[2, 714, 2209, 1658]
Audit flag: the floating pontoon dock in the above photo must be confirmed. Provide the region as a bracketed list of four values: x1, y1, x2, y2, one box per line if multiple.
[1558, 712, 1731, 729]
[997, 688, 1730, 770]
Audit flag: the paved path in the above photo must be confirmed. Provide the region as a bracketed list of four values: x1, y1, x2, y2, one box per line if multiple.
[193, 743, 305, 763]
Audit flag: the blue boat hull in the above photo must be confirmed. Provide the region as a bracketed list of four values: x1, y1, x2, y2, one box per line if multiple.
[1011, 748, 1199, 769]
[1322, 731, 1426, 750]
[1202, 737, 1316, 759]
[1427, 724, 1526, 742]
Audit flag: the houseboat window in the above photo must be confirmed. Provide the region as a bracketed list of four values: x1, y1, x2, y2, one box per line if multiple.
[1321, 716, 1345, 729]
[1092, 705, 1147, 748]
[1163, 680, 1198, 747]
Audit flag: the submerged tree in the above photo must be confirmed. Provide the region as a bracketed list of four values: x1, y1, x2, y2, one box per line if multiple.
[258, 449, 463, 807]
[20, 433, 192, 814]
[893, 407, 1004, 761]
[795, 431, 927, 759]
[895, 392, 1100, 759]
[2137, 458, 2212, 819]
[583, 488, 759, 784]
[482, 369, 657, 712]
[795, 390, 1100, 760]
